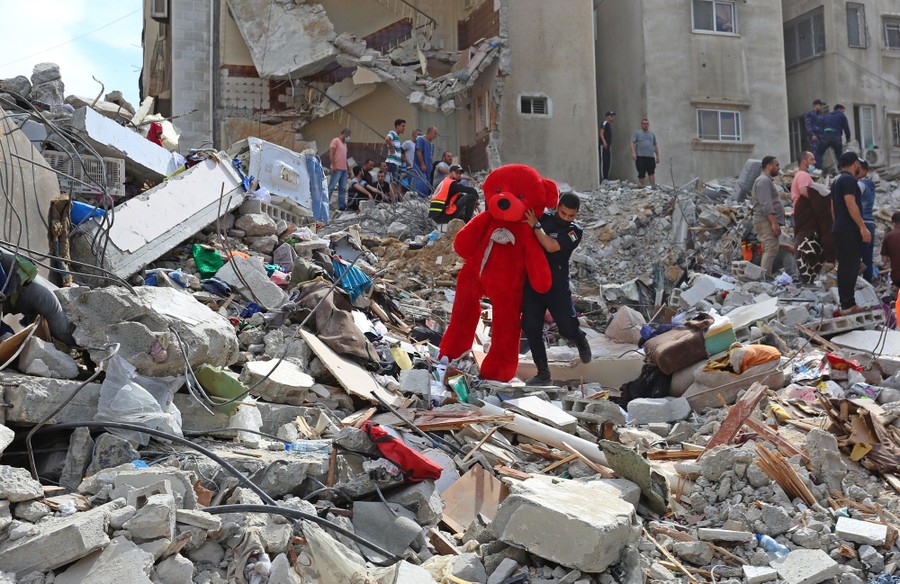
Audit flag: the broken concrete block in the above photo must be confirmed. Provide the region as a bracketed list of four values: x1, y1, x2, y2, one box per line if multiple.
[672, 541, 713, 565]
[0, 75, 31, 97]
[805, 429, 847, 495]
[0, 465, 44, 502]
[187, 540, 225, 565]
[13, 501, 51, 523]
[176, 508, 222, 531]
[31, 62, 61, 85]
[225, 0, 337, 78]
[859, 543, 885, 572]
[491, 478, 639, 572]
[54, 535, 154, 584]
[58, 286, 239, 377]
[770, 549, 839, 584]
[1, 373, 102, 424]
[0, 423, 13, 457]
[215, 256, 288, 311]
[732, 260, 765, 281]
[0, 498, 124, 576]
[448, 553, 487, 583]
[835, 516, 887, 546]
[246, 235, 278, 254]
[352, 501, 422, 562]
[239, 359, 314, 405]
[153, 553, 195, 584]
[19, 336, 79, 379]
[385, 481, 444, 525]
[441, 99, 456, 115]
[697, 528, 754, 543]
[487, 557, 520, 584]
[60, 427, 94, 491]
[122, 493, 176, 542]
[627, 397, 690, 424]
[399, 368, 431, 396]
[234, 213, 277, 236]
[108, 505, 136, 530]
[743, 565, 778, 584]
[606, 306, 645, 344]
[81, 468, 197, 510]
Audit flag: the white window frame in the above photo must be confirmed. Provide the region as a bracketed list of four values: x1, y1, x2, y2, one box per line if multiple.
[846, 3, 867, 48]
[784, 8, 826, 67]
[519, 95, 551, 118]
[691, 0, 737, 35]
[856, 105, 876, 149]
[891, 116, 900, 147]
[885, 17, 900, 50]
[697, 109, 742, 142]
[475, 91, 490, 134]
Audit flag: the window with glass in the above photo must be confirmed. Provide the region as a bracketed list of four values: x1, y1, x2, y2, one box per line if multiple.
[891, 117, 900, 148]
[886, 17, 900, 49]
[847, 3, 866, 48]
[855, 105, 876, 149]
[785, 8, 826, 66]
[692, 0, 737, 33]
[520, 96, 549, 116]
[697, 109, 742, 141]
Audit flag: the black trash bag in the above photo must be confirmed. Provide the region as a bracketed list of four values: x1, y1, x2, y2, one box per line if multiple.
[617, 362, 671, 408]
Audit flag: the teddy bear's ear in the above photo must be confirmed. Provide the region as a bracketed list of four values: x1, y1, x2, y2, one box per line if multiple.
[542, 178, 559, 208]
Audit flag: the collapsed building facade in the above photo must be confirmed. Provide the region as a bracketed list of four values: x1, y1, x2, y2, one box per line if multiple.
[139, 0, 601, 190]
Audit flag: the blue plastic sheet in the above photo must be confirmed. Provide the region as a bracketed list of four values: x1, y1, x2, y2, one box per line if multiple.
[332, 259, 372, 302]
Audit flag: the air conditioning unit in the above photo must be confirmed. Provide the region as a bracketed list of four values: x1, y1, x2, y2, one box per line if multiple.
[864, 147, 887, 167]
[150, 0, 168, 22]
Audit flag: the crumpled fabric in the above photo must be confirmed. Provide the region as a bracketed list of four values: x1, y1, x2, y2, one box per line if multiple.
[332, 259, 372, 302]
[480, 227, 515, 276]
[226, 530, 269, 584]
[293, 278, 380, 367]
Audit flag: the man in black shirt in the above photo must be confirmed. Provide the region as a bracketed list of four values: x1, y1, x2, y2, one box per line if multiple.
[832, 151, 871, 313]
[521, 192, 591, 386]
[600, 111, 615, 181]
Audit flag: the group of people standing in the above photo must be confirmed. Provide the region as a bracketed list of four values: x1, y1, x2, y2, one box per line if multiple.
[752, 148, 886, 316]
[324, 120, 478, 221]
[804, 98, 852, 169]
[599, 112, 661, 188]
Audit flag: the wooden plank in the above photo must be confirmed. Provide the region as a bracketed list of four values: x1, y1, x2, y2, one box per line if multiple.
[539, 453, 578, 474]
[462, 425, 503, 463]
[415, 415, 514, 431]
[743, 416, 810, 464]
[440, 465, 508, 534]
[300, 329, 402, 407]
[642, 528, 701, 584]
[702, 382, 768, 454]
[494, 466, 532, 481]
[647, 449, 702, 461]
[427, 528, 461, 556]
[561, 441, 615, 478]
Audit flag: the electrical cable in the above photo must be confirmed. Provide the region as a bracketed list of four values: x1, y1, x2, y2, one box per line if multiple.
[203, 504, 401, 565]
[182, 427, 288, 444]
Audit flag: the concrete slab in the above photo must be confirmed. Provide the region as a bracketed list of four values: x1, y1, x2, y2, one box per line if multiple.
[504, 395, 578, 432]
[351, 501, 421, 562]
[225, 0, 337, 78]
[743, 565, 778, 584]
[517, 334, 644, 385]
[698, 528, 754, 543]
[55, 535, 154, 584]
[0, 499, 125, 577]
[491, 477, 639, 573]
[835, 516, 888, 546]
[71, 107, 176, 183]
[680, 274, 735, 307]
[724, 297, 779, 335]
[215, 256, 288, 311]
[70, 153, 244, 280]
[770, 549, 839, 584]
[240, 359, 314, 405]
[0, 372, 102, 425]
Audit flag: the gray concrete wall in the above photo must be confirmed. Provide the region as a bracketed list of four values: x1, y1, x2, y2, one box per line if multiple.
[783, 0, 900, 165]
[597, 0, 790, 185]
[595, 0, 646, 183]
[499, 0, 600, 190]
[170, 0, 213, 152]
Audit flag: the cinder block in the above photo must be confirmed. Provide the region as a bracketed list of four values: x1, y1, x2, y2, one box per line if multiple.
[743, 565, 778, 584]
[835, 516, 887, 546]
[771, 549, 839, 584]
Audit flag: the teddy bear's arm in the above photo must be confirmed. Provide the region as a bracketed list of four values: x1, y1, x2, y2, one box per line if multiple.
[452, 212, 492, 260]
[523, 230, 553, 294]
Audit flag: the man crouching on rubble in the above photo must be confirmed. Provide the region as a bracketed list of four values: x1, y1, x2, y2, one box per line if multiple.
[521, 193, 592, 386]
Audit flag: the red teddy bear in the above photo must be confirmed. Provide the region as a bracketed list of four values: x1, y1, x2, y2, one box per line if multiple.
[439, 164, 559, 381]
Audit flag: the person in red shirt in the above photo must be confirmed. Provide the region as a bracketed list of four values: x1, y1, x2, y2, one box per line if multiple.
[327, 128, 351, 210]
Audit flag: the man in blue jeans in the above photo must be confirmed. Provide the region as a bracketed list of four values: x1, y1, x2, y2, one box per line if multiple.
[858, 160, 877, 282]
[821, 105, 851, 168]
[327, 128, 351, 210]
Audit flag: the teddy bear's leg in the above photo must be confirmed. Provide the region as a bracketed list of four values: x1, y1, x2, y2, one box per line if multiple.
[438, 267, 483, 359]
[479, 296, 522, 382]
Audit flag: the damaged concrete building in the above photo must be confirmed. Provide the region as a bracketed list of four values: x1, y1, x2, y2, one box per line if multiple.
[140, 0, 600, 189]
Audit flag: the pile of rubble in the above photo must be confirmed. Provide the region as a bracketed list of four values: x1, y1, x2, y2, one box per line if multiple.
[7, 63, 900, 584]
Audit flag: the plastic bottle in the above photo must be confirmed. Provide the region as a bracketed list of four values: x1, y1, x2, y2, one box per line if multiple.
[285, 439, 332, 455]
[756, 534, 790, 559]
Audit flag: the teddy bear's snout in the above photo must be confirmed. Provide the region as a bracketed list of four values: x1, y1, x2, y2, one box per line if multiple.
[497, 198, 511, 211]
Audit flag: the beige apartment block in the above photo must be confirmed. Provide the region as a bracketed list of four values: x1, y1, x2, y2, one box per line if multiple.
[594, 0, 791, 186]
[783, 0, 900, 167]
[140, 0, 600, 189]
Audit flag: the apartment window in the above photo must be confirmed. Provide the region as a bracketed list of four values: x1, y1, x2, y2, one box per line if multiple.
[847, 3, 866, 48]
[789, 117, 803, 162]
[892, 117, 900, 147]
[475, 92, 490, 134]
[697, 109, 742, 141]
[886, 17, 900, 49]
[692, 0, 736, 34]
[519, 95, 549, 116]
[785, 8, 826, 66]
[855, 105, 876, 148]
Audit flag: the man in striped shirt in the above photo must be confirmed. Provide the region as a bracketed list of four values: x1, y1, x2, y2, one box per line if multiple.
[384, 119, 405, 203]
